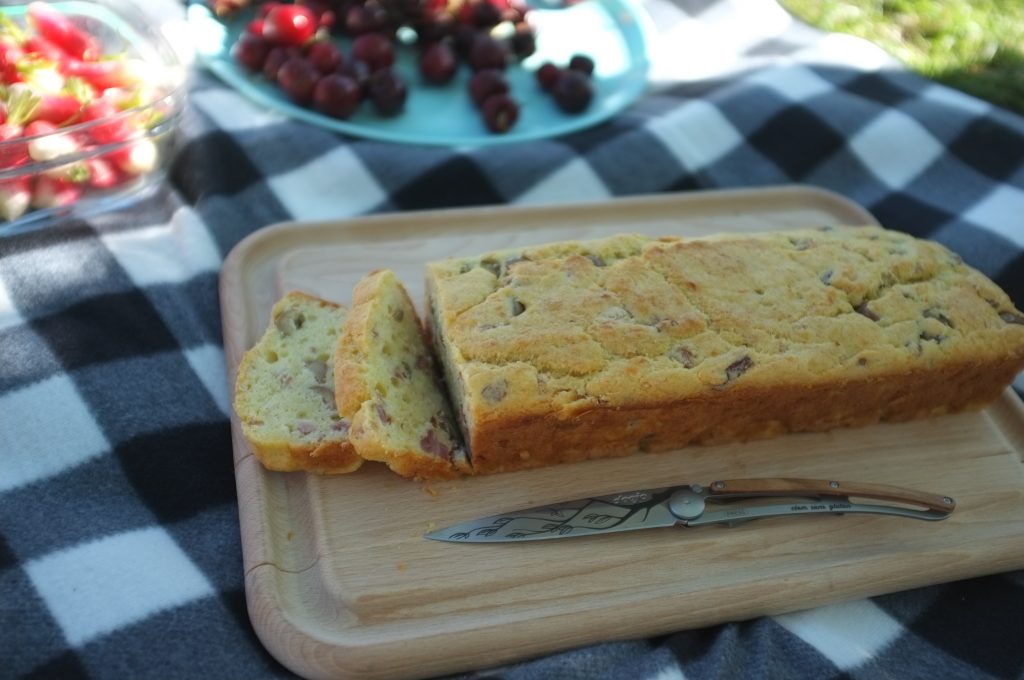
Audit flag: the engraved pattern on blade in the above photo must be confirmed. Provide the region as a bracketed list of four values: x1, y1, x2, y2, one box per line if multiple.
[437, 489, 679, 542]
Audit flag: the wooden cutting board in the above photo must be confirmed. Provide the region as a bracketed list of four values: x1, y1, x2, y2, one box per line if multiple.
[220, 186, 1024, 680]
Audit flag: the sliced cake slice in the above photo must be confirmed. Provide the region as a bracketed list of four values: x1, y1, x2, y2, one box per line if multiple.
[234, 291, 362, 474]
[335, 270, 469, 480]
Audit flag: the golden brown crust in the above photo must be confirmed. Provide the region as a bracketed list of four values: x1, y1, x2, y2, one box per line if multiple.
[463, 358, 1019, 474]
[243, 437, 364, 475]
[427, 227, 1024, 475]
[334, 276, 378, 418]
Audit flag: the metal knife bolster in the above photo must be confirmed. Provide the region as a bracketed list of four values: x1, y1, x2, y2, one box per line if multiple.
[668, 478, 957, 527]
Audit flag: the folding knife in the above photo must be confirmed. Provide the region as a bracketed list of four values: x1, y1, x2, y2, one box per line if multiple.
[425, 478, 956, 543]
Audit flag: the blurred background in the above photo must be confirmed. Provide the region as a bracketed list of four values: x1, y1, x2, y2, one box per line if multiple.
[781, 0, 1024, 114]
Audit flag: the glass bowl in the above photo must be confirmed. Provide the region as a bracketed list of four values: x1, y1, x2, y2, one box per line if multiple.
[0, 0, 186, 235]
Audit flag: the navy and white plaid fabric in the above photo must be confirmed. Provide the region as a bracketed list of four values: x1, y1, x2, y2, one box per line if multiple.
[2, 0, 1023, 678]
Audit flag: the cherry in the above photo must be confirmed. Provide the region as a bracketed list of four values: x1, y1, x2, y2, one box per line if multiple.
[473, 1, 502, 29]
[419, 42, 457, 85]
[263, 5, 318, 47]
[455, 0, 476, 26]
[313, 74, 362, 119]
[568, 54, 595, 77]
[468, 35, 507, 71]
[301, 0, 334, 22]
[481, 94, 518, 133]
[222, 0, 583, 134]
[338, 59, 373, 95]
[451, 24, 478, 59]
[413, 11, 453, 44]
[510, 23, 536, 59]
[535, 62, 561, 91]
[352, 33, 395, 71]
[388, 0, 426, 22]
[277, 57, 320, 104]
[306, 41, 343, 74]
[367, 69, 407, 116]
[233, 33, 271, 72]
[317, 9, 337, 31]
[262, 46, 301, 82]
[468, 68, 508, 108]
[344, 5, 388, 36]
[552, 69, 592, 113]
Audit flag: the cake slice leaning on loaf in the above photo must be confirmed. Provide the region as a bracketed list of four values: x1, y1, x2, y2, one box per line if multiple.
[335, 270, 469, 480]
[234, 291, 363, 474]
[425, 226, 1024, 475]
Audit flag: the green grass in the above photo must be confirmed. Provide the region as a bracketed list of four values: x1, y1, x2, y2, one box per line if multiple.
[779, 0, 1024, 114]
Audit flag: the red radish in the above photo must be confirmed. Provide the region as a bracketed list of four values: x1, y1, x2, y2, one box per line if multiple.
[108, 138, 157, 176]
[85, 156, 119, 189]
[31, 174, 82, 209]
[24, 35, 69, 64]
[0, 86, 40, 168]
[0, 3, 170, 222]
[24, 119, 79, 162]
[81, 99, 136, 144]
[0, 40, 27, 83]
[0, 177, 31, 221]
[0, 125, 29, 169]
[26, 2, 100, 61]
[61, 58, 147, 90]
[0, 123, 22, 142]
[24, 119, 60, 137]
[262, 5, 318, 46]
[35, 93, 83, 125]
[23, 121, 90, 181]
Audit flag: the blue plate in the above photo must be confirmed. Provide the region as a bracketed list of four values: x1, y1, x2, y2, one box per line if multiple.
[187, 0, 652, 146]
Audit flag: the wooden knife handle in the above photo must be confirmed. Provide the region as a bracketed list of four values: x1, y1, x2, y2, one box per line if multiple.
[708, 478, 956, 514]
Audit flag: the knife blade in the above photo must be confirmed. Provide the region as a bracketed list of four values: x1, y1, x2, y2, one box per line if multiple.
[424, 478, 956, 543]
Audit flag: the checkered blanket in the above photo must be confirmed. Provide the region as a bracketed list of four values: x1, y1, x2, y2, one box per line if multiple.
[3, 0, 1023, 678]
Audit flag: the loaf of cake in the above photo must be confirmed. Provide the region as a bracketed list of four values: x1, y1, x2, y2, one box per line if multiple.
[425, 226, 1024, 475]
[335, 270, 469, 480]
[234, 291, 363, 474]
